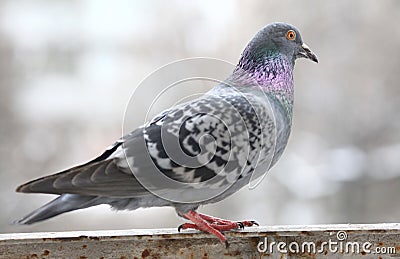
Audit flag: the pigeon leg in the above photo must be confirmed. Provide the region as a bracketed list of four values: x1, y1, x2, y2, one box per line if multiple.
[179, 210, 228, 247]
[178, 210, 259, 246]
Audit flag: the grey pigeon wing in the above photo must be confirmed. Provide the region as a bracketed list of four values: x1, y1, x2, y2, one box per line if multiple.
[125, 86, 278, 200]
[17, 86, 276, 201]
[16, 130, 153, 198]
[16, 158, 150, 198]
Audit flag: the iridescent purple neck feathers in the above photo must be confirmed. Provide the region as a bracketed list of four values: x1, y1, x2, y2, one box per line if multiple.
[230, 52, 295, 118]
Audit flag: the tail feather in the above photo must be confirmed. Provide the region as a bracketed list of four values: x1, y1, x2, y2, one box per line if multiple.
[14, 194, 102, 225]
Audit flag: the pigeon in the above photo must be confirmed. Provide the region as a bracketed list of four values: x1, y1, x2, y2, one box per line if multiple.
[15, 22, 318, 247]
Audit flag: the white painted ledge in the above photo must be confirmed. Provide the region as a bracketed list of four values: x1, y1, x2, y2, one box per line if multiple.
[1, 223, 399, 258]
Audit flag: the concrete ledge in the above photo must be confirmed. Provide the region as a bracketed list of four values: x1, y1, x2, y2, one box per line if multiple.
[1, 223, 399, 258]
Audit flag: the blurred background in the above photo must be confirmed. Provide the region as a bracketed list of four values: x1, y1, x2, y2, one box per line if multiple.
[1, 0, 400, 233]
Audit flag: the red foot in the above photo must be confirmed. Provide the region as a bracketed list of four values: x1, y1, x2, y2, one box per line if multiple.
[196, 213, 258, 229]
[178, 210, 258, 247]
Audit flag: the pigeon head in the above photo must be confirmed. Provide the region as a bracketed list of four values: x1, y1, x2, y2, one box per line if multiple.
[233, 22, 318, 117]
[261, 22, 317, 63]
[237, 23, 318, 72]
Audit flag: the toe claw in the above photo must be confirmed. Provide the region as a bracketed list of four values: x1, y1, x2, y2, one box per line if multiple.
[251, 220, 259, 226]
[225, 240, 230, 249]
[237, 222, 244, 229]
[178, 224, 184, 232]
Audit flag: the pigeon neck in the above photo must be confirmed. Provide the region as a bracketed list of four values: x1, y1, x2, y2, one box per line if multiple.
[233, 51, 295, 118]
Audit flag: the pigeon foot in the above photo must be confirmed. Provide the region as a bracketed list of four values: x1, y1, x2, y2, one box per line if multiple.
[178, 210, 258, 247]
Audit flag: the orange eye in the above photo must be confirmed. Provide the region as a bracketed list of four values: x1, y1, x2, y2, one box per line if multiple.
[286, 30, 296, 41]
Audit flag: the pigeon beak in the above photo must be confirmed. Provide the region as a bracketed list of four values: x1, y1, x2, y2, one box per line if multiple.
[299, 43, 318, 63]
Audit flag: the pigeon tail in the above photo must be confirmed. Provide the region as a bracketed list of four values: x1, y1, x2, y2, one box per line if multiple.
[14, 194, 101, 225]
